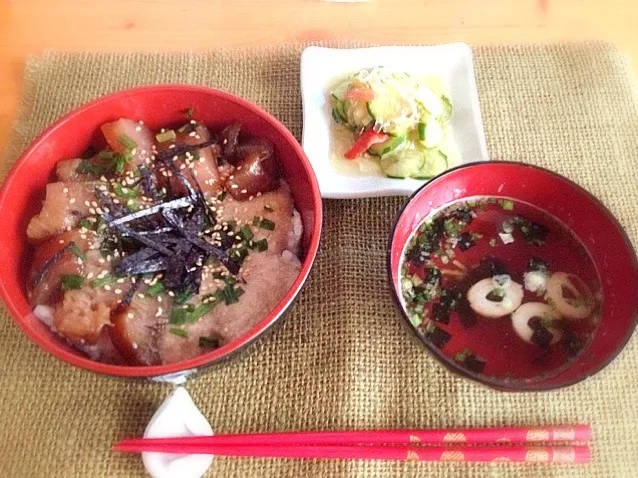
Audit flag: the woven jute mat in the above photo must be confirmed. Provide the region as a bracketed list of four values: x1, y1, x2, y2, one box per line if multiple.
[1, 43, 638, 478]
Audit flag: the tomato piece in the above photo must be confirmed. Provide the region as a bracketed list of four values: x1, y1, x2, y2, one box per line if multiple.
[345, 88, 376, 102]
[344, 130, 389, 160]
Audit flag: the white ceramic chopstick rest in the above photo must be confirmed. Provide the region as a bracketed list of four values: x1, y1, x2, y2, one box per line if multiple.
[142, 387, 214, 478]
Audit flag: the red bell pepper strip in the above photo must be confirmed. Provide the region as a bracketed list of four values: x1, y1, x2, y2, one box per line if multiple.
[344, 130, 389, 159]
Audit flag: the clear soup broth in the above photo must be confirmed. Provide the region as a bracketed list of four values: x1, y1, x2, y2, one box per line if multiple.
[400, 196, 602, 382]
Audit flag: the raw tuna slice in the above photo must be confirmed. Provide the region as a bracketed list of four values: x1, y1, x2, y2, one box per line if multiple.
[27, 181, 102, 240]
[101, 119, 154, 168]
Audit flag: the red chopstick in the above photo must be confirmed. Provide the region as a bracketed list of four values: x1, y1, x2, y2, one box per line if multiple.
[113, 443, 591, 463]
[115, 425, 591, 449]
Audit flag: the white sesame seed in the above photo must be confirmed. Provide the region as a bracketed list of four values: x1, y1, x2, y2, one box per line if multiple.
[89, 208, 96, 214]
[86, 272, 94, 279]
[104, 285, 111, 291]
[114, 289, 122, 295]
[63, 187, 69, 193]
[135, 126, 142, 132]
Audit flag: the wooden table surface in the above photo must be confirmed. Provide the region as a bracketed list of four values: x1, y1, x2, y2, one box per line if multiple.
[1, 0, 637, 160]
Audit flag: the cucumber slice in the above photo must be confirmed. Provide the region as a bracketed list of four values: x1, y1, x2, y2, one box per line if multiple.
[417, 122, 426, 141]
[379, 148, 425, 179]
[412, 149, 448, 179]
[367, 136, 405, 157]
[330, 100, 349, 125]
[439, 95, 453, 124]
[416, 87, 445, 117]
[422, 119, 444, 148]
[366, 83, 405, 126]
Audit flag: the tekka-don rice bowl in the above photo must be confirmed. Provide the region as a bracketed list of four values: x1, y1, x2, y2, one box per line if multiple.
[27, 116, 303, 366]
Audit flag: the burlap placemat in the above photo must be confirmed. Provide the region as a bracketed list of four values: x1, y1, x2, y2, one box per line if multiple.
[1, 43, 637, 478]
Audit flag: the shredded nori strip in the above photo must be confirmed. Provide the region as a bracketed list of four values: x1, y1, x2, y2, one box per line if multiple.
[103, 214, 173, 256]
[139, 166, 161, 202]
[157, 155, 198, 198]
[107, 197, 193, 226]
[116, 256, 170, 275]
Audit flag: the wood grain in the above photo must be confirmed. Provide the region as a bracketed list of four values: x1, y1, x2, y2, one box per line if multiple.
[1, 0, 637, 160]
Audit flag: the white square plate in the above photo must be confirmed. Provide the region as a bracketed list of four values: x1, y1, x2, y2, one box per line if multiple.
[300, 43, 489, 199]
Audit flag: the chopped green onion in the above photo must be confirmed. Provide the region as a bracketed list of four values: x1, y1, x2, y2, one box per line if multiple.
[113, 183, 139, 199]
[170, 307, 190, 325]
[223, 285, 241, 305]
[155, 130, 177, 143]
[145, 282, 166, 297]
[95, 216, 106, 232]
[501, 199, 514, 211]
[97, 150, 115, 160]
[252, 238, 268, 252]
[212, 271, 225, 280]
[231, 246, 249, 262]
[112, 151, 133, 174]
[68, 242, 86, 261]
[258, 218, 275, 231]
[217, 191, 227, 202]
[61, 274, 84, 291]
[264, 204, 274, 213]
[169, 327, 189, 338]
[118, 134, 137, 150]
[189, 303, 215, 322]
[252, 216, 261, 226]
[417, 122, 426, 141]
[239, 225, 253, 241]
[78, 218, 93, 230]
[331, 108, 343, 124]
[185, 108, 194, 119]
[409, 314, 423, 328]
[91, 275, 118, 289]
[198, 336, 219, 349]
[174, 290, 194, 306]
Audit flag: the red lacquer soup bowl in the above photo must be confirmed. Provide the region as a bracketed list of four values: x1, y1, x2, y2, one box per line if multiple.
[0, 85, 322, 379]
[388, 161, 638, 391]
